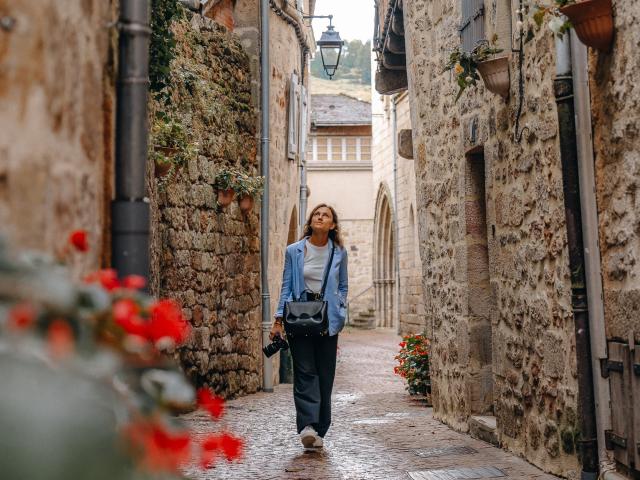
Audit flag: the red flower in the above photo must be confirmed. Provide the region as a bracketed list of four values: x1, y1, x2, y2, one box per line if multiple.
[85, 269, 121, 291]
[148, 299, 190, 345]
[199, 432, 243, 468]
[7, 303, 36, 330]
[197, 388, 225, 419]
[219, 432, 243, 461]
[69, 229, 89, 252]
[124, 420, 192, 473]
[399, 342, 406, 348]
[113, 299, 148, 338]
[123, 275, 147, 290]
[47, 319, 75, 359]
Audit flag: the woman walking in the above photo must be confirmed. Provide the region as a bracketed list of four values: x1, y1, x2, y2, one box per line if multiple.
[271, 204, 348, 449]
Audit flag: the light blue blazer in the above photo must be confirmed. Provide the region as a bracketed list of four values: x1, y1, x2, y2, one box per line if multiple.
[274, 238, 349, 336]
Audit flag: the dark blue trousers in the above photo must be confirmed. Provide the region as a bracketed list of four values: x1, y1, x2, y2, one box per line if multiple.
[289, 334, 338, 438]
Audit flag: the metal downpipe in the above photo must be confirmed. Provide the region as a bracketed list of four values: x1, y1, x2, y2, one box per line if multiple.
[112, 0, 151, 279]
[391, 96, 401, 335]
[570, 32, 613, 472]
[554, 34, 599, 480]
[260, 0, 273, 393]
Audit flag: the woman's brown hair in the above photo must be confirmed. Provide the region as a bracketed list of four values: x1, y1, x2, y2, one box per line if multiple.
[300, 203, 344, 248]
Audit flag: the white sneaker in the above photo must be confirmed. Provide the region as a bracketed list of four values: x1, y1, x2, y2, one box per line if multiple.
[300, 425, 319, 448]
[312, 435, 324, 448]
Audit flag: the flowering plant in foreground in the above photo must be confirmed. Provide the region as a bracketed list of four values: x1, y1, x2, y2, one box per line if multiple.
[394, 333, 431, 397]
[0, 231, 242, 479]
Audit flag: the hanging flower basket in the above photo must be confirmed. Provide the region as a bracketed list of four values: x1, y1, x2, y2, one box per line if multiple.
[216, 188, 235, 207]
[560, 0, 614, 52]
[238, 195, 255, 213]
[477, 56, 510, 99]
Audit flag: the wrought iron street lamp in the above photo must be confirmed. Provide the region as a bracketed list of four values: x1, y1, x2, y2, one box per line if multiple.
[305, 15, 344, 79]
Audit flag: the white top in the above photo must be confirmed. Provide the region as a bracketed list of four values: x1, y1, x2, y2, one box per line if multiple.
[303, 239, 330, 293]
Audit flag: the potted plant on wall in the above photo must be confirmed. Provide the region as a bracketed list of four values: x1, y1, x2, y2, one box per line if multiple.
[234, 174, 265, 213]
[150, 115, 198, 179]
[534, 0, 614, 52]
[214, 167, 238, 207]
[443, 41, 507, 101]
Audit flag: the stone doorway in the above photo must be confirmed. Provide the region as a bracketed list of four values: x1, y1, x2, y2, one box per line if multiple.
[373, 185, 396, 329]
[465, 149, 494, 417]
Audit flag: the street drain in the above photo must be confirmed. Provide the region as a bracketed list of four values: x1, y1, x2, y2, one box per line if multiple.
[407, 466, 506, 480]
[353, 418, 393, 425]
[414, 446, 478, 458]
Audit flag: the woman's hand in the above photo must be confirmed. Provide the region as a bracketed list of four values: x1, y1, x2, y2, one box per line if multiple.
[269, 318, 284, 341]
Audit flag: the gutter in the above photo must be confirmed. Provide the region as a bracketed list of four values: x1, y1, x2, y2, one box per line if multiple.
[554, 33, 599, 480]
[570, 31, 613, 473]
[260, 0, 273, 393]
[112, 0, 151, 280]
[391, 96, 401, 335]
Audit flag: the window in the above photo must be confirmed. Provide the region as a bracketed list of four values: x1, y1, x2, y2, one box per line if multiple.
[460, 0, 485, 53]
[360, 137, 371, 161]
[287, 73, 299, 159]
[315, 137, 327, 161]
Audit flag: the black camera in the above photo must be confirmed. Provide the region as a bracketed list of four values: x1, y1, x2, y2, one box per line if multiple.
[263, 333, 289, 358]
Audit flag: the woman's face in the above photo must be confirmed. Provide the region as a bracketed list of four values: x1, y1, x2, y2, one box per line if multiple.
[311, 207, 336, 235]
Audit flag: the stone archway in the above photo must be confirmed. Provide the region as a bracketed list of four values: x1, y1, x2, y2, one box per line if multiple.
[287, 206, 298, 245]
[373, 184, 396, 328]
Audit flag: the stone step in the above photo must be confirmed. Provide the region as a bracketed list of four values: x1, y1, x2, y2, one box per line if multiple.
[468, 415, 499, 447]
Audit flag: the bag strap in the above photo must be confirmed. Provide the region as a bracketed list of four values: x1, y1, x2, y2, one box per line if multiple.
[319, 244, 336, 300]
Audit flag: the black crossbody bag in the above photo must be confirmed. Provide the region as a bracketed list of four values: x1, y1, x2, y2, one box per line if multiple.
[283, 244, 335, 338]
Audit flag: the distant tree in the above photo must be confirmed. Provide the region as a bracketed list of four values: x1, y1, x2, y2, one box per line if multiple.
[311, 39, 372, 85]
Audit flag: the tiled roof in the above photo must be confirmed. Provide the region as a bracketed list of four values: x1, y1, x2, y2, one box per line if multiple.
[311, 94, 372, 126]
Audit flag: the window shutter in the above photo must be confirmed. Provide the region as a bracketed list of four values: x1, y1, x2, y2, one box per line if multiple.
[460, 0, 485, 52]
[288, 73, 299, 160]
[299, 85, 309, 160]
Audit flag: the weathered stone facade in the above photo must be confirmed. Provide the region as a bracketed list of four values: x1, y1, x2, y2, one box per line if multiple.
[591, 2, 640, 346]
[402, 2, 581, 477]
[0, 0, 116, 273]
[371, 93, 425, 334]
[149, 14, 261, 397]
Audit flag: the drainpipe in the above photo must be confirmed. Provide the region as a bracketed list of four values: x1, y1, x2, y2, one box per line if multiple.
[554, 33, 599, 480]
[112, 0, 151, 280]
[391, 96, 401, 335]
[570, 32, 613, 473]
[260, 0, 273, 393]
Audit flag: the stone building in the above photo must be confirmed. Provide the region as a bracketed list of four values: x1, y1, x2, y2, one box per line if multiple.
[306, 94, 374, 322]
[0, 0, 117, 275]
[375, 0, 640, 478]
[0, 0, 316, 395]
[371, 91, 425, 334]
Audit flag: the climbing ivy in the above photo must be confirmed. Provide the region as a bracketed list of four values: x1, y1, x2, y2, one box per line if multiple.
[149, 0, 185, 100]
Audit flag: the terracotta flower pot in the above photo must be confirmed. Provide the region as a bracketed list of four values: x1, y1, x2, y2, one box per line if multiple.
[477, 56, 510, 99]
[216, 188, 235, 207]
[561, 0, 614, 52]
[238, 195, 254, 213]
[154, 160, 172, 179]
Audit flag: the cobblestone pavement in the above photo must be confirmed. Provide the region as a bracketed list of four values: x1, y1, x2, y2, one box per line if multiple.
[184, 328, 559, 480]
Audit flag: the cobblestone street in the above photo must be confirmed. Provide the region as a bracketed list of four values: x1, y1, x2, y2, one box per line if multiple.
[184, 328, 559, 480]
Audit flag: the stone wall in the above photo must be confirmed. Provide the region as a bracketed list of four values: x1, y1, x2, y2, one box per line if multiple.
[403, 2, 580, 476]
[371, 92, 425, 334]
[591, 1, 640, 345]
[150, 14, 262, 398]
[0, 0, 116, 273]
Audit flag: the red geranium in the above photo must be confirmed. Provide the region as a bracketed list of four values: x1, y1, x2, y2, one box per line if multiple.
[197, 388, 225, 419]
[47, 319, 75, 359]
[124, 420, 192, 473]
[148, 299, 190, 345]
[122, 275, 147, 290]
[69, 229, 89, 252]
[7, 303, 36, 330]
[85, 269, 121, 291]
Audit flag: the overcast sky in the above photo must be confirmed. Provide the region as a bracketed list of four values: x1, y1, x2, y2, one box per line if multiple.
[311, 0, 374, 43]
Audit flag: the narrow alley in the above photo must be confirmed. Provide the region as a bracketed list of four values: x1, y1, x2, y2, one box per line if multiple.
[184, 328, 558, 480]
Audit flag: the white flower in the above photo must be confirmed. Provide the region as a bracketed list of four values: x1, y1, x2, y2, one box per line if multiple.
[465, 76, 473, 83]
[548, 16, 564, 35]
[516, 20, 524, 32]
